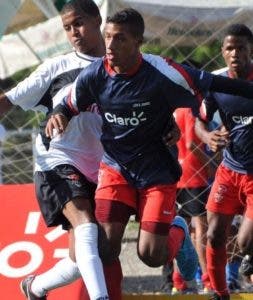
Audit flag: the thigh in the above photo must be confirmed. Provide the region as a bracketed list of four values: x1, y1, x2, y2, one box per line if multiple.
[95, 200, 133, 263]
[35, 164, 96, 229]
[136, 184, 177, 267]
[207, 210, 233, 247]
[138, 184, 177, 225]
[206, 164, 244, 215]
[243, 173, 253, 220]
[95, 162, 137, 209]
[238, 216, 253, 253]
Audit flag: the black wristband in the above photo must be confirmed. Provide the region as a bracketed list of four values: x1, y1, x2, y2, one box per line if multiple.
[53, 104, 74, 121]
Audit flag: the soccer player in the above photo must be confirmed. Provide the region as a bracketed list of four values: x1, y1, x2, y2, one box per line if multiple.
[0, 1, 122, 299]
[45, 9, 253, 294]
[194, 23, 253, 300]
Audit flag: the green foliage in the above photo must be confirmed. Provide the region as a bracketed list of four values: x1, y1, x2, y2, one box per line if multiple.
[141, 40, 224, 71]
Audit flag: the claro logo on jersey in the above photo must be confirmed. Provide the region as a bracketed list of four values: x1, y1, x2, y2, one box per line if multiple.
[232, 116, 253, 125]
[104, 111, 147, 126]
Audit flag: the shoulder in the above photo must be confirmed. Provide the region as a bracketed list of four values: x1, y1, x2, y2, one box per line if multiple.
[142, 53, 169, 68]
[79, 58, 103, 78]
[212, 67, 228, 76]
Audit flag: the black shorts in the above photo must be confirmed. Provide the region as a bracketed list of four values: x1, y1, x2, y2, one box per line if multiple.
[176, 187, 210, 217]
[34, 164, 97, 229]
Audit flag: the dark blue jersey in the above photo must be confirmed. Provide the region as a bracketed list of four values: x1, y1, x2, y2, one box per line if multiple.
[60, 53, 214, 188]
[203, 68, 253, 174]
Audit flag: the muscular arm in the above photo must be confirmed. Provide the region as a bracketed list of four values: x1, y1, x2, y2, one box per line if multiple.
[195, 118, 229, 153]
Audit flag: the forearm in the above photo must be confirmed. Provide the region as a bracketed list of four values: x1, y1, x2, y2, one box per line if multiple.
[53, 104, 76, 121]
[195, 118, 209, 144]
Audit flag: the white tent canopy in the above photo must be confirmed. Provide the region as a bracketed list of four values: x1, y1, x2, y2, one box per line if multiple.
[0, 0, 59, 37]
[1, 0, 253, 79]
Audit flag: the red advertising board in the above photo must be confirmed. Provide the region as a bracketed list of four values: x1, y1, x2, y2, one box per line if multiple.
[0, 184, 88, 299]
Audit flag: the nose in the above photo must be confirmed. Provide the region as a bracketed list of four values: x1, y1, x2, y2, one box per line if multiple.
[231, 48, 239, 57]
[106, 37, 115, 50]
[70, 26, 79, 36]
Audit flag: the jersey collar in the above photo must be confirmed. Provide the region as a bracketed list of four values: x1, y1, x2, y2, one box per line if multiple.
[75, 51, 99, 62]
[104, 53, 143, 77]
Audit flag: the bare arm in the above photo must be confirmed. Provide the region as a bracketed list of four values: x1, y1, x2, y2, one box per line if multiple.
[195, 118, 229, 153]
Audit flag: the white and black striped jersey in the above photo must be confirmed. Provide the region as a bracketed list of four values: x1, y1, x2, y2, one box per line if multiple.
[6, 51, 103, 183]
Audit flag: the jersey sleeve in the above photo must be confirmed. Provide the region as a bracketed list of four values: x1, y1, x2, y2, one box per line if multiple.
[57, 67, 97, 119]
[199, 92, 219, 123]
[5, 58, 57, 112]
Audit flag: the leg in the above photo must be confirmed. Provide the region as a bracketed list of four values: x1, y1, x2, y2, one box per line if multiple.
[237, 216, 253, 278]
[96, 200, 134, 300]
[192, 215, 211, 290]
[226, 216, 242, 292]
[137, 184, 198, 284]
[63, 196, 108, 300]
[21, 229, 82, 299]
[206, 211, 233, 296]
[177, 187, 211, 290]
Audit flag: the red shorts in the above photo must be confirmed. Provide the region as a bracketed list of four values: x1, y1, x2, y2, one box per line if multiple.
[95, 162, 177, 223]
[206, 164, 253, 219]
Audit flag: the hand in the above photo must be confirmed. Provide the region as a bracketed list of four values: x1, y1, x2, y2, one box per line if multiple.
[205, 127, 230, 152]
[163, 120, 181, 147]
[45, 114, 69, 138]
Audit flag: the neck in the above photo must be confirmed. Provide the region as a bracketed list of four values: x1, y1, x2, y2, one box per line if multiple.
[82, 35, 105, 58]
[113, 53, 142, 74]
[229, 63, 252, 79]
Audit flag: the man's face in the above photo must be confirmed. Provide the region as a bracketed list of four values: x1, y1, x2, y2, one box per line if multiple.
[222, 35, 252, 78]
[104, 23, 141, 73]
[61, 10, 100, 54]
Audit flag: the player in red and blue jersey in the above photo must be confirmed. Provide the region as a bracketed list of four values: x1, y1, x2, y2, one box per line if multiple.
[195, 24, 253, 300]
[46, 10, 253, 291]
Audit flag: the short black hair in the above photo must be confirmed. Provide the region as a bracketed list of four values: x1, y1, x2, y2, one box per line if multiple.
[106, 8, 145, 40]
[60, 0, 100, 18]
[222, 23, 253, 44]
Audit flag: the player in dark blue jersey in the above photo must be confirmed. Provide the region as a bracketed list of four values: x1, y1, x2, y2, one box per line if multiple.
[0, 1, 122, 300]
[46, 9, 253, 292]
[195, 24, 253, 300]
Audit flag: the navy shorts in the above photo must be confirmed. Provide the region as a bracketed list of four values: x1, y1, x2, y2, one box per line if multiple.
[34, 164, 96, 229]
[176, 187, 210, 217]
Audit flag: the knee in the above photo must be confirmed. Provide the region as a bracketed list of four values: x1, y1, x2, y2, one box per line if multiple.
[238, 235, 253, 255]
[99, 238, 121, 264]
[206, 227, 226, 248]
[137, 246, 166, 267]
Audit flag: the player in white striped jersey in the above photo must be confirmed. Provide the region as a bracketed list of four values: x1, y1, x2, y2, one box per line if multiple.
[0, 1, 122, 299]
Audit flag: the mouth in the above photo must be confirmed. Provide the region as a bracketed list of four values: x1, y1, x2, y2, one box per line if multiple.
[73, 39, 82, 46]
[231, 60, 240, 67]
[106, 52, 117, 60]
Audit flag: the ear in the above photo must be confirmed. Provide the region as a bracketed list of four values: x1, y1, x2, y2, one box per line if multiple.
[221, 46, 225, 58]
[93, 15, 102, 28]
[137, 36, 144, 47]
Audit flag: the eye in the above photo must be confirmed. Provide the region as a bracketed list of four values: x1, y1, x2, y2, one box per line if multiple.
[64, 25, 71, 32]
